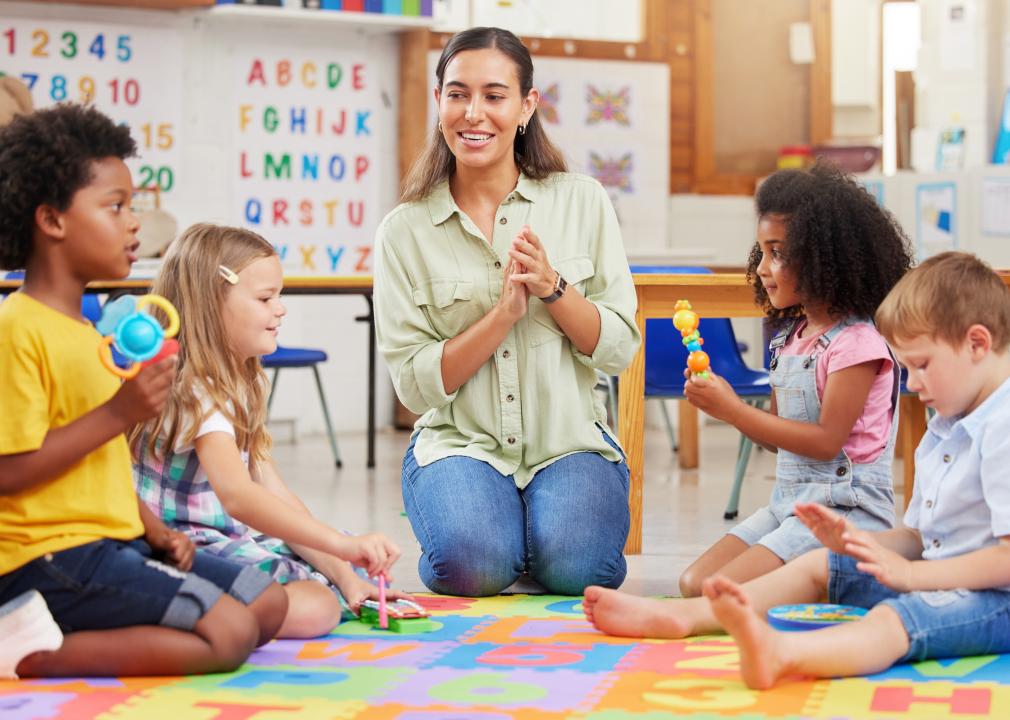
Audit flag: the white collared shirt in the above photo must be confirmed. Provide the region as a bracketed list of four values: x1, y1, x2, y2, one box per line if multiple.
[905, 376, 1010, 588]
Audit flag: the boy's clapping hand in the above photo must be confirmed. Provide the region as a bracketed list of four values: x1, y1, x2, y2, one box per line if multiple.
[795, 502, 855, 554]
[843, 533, 914, 592]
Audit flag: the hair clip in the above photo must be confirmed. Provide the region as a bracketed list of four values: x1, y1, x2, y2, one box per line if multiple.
[218, 265, 239, 285]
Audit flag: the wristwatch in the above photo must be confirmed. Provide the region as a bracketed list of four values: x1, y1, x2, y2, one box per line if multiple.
[539, 271, 568, 304]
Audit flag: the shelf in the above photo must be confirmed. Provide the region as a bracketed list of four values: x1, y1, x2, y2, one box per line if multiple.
[29, 0, 214, 8]
[199, 5, 434, 33]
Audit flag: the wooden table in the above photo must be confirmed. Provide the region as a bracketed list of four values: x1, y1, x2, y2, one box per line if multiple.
[0, 276, 379, 467]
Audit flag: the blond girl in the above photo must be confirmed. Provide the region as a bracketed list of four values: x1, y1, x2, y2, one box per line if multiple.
[132, 223, 405, 638]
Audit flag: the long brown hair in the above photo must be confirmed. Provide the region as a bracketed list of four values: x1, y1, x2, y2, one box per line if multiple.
[129, 223, 276, 463]
[400, 26, 567, 203]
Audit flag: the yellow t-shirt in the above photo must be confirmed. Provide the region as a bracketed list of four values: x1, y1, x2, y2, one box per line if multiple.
[0, 292, 143, 574]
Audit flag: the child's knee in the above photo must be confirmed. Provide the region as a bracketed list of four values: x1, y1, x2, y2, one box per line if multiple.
[865, 604, 911, 654]
[196, 596, 259, 671]
[678, 569, 705, 598]
[284, 582, 343, 636]
[251, 582, 288, 645]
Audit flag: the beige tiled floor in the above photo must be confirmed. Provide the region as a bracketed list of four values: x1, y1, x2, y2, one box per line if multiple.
[273, 408, 906, 598]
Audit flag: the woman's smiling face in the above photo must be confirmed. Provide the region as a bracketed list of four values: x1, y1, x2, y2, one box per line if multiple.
[435, 47, 537, 173]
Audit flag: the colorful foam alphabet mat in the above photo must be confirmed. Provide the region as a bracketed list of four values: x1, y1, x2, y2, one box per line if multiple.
[3, 594, 1010, 718]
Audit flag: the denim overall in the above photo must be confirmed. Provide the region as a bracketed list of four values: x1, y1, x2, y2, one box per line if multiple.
[730, 317, 898, 561]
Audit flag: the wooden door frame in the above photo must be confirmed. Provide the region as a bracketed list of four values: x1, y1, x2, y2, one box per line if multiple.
[692, 0, 832, 194]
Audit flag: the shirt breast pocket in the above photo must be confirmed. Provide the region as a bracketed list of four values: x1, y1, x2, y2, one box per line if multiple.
[412, 279, 481, 339]
[530, 256, 596, 347]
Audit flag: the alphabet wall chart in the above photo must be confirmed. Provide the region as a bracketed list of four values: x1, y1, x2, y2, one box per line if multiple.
[233, 48, 381, 276]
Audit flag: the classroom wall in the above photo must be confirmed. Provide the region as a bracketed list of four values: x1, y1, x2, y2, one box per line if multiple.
[3, 1, 401, 437]
[831, 0, 880, 140]
[912, 0, 1004, 171]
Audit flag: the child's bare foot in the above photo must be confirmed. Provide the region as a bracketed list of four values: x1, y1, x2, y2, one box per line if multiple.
[582, 586, 697, 639]
[702, 576, 789, 689]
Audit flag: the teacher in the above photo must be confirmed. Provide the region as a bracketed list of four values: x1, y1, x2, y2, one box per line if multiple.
[374, 27, 640, 596]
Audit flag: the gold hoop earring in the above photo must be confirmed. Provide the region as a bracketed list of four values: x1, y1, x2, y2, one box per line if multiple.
[437, 121, 443, 133]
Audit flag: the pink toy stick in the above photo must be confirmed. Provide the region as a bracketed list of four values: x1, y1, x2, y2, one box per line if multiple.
[378, 573, 388, 629]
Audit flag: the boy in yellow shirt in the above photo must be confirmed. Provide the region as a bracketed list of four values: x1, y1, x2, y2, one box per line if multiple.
[0, 104, 287, 677]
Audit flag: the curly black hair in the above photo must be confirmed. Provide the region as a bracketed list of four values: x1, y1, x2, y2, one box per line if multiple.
[0, 103, 136, 270]
[746, 161, 913, 325]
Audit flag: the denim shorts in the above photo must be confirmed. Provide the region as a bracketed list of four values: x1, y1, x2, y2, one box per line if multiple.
[730, 503, 892, 563]
[0, 538, 272, 633]
[828, 552, 1010, 662]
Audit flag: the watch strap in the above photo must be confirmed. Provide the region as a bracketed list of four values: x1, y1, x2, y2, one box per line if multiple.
[539, 272, 567, 304]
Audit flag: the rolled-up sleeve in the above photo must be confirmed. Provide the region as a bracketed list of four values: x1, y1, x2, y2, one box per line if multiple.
[373, 217, 458, 414]
[571, 181, 641, 375]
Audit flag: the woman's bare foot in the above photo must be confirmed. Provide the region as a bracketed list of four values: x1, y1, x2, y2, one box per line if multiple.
[582, 586, 702, 639]
[702, 576, 789, 689]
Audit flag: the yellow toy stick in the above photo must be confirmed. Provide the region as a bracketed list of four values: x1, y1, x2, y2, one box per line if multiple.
[672, 299, 710, 379]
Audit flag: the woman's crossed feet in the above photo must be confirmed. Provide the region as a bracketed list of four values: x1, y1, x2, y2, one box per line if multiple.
[582, 585, 702, 639]
[702, 575, 792, 689]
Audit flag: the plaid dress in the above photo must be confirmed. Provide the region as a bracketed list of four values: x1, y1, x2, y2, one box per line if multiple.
[133, 415, 321, 586]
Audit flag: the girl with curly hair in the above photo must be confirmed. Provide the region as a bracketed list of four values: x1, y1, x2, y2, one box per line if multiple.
[591, 163, 912, 621]
[670, 162, 915, 596]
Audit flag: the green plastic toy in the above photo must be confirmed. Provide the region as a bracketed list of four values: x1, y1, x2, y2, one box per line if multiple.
[359, 599, 437, 633]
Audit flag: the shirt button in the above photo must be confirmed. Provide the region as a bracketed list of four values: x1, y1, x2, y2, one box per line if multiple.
[502, 350, 511, 359]
[507, 437, 516, 445]
[932, 538, 941, 548]
[835, 466, 847, 477]
[506, 394, 515, 402]
[943, 454, 952, 463]
[499, 217, 508, 225]
[495, 261, 502, 269]
[925, 499, 933, 509]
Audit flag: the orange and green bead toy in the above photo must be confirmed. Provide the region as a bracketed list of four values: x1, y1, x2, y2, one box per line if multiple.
[672, 299, 710, 379]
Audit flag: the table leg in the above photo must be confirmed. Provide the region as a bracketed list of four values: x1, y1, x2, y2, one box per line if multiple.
[619, 289, 646, 555]
[367, 295, 376, 469]
[677, 401, 699, 468]
[898, 395, 927, 507]
[356, 294, 377, 469]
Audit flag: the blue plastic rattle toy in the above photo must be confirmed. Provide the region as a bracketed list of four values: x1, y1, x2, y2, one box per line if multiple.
[96, 294, 179, 379]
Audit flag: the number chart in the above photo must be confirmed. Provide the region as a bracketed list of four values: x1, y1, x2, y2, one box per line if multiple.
[1, 19, 183, 200]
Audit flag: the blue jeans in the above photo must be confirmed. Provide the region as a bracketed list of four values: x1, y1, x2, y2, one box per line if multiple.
[0, 539, 272, 632]
[401, 431, 630, 597]
[829, 552, 1010, 662]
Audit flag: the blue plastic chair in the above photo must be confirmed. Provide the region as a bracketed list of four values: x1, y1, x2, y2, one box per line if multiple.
[262, 345, 343, 468]
[614, 265, 771, 519]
